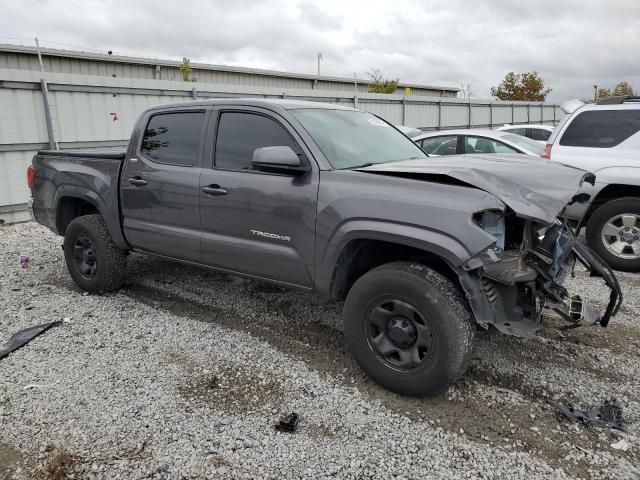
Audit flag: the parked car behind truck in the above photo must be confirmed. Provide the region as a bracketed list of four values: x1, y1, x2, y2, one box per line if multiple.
[28, 99, 621, 396]
[545, 96, 640, 271]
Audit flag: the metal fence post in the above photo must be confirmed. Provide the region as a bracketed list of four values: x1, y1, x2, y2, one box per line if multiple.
[191, 87, 197, 99]
[40, 79, 56, 150]
[437, 100, 442, 130]
[489, 103, 493, 129]
[526, 104, 530, 124]
[511, 103, 515, 124]
[402, 97, 407, 125]
[353, 94, 358, 108]
[468, 102, 472, 128]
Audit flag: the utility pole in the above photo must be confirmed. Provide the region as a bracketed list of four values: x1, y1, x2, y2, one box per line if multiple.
[316, 52, 322, 76]
[593, 84, 598, 102]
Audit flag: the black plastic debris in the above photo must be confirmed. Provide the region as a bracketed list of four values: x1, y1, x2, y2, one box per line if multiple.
[555, 398, 626, 431]
[0, 321, 62, 360]
[207, 376, 220, 389]
[275, 413, 299, 433]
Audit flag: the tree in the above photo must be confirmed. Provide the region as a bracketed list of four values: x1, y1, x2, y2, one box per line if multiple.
[458, 83, 474, 99]
[612, 81, 635, 96]
[490, 72, 552, 101]
[595, 82, 636, 101]
[179, 57, 197, 82]
[366, 68, 398, 94]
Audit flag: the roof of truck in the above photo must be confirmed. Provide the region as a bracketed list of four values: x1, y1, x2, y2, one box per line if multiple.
[147, 98, 358, 112]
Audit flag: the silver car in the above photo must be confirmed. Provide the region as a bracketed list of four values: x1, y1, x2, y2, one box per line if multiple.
[413, 129, 544, 157]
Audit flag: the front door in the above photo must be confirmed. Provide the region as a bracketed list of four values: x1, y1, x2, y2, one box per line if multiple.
[199, 108, 319, 288]
[120, 109, 207, 262]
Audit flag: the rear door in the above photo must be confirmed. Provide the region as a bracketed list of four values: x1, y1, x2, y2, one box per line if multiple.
[121, 108, 208, 262]
[199, 107, 319, 288]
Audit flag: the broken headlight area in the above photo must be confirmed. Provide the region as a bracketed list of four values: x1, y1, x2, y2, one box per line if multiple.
[460, 218, 622, 337]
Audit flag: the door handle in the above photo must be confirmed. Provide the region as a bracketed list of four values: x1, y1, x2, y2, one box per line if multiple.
[127, 176, 147, 187]
[201, 184, 228, 196]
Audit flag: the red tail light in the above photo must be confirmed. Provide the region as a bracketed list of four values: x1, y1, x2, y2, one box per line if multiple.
[27, 165, 35, 189]
[541, 144, 552, 160]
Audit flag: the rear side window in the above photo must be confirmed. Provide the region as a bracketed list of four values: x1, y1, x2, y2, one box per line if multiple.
[505, 127, 527, 136]
[560, 110, 640, 148]
[421, 135, 458, 155]
[141, 111, 204, 166]
[465, 136, 517, 154]
[529, 128, 552, 141]
[215, 112, 298, 171]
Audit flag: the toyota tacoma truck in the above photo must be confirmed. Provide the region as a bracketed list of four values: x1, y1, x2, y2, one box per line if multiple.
[28, 99, 622, 396]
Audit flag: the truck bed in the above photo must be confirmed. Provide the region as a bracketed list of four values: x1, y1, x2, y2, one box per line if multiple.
[30, 147, 128, 249]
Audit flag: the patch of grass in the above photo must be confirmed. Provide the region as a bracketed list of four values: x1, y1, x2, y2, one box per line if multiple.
[37, 446, 83, 480]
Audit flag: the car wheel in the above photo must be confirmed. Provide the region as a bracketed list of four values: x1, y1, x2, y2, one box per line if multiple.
[586, 197, 640, 272]
[63, 214, 127, 293]
[343, 261, 477, 396]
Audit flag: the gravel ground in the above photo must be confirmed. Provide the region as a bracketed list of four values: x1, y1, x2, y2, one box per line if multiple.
[1, 222, 639, 479]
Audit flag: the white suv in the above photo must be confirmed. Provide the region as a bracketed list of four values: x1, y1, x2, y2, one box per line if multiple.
[546, 96, 640, 271]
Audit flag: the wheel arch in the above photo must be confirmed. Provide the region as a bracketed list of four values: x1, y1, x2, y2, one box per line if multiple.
[585, 184, 640, 223]
[327, 235, 467, 301]
[53, 186, 129, 250]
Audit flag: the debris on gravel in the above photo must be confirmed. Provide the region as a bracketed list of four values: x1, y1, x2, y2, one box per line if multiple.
[1, 222, 639, 479]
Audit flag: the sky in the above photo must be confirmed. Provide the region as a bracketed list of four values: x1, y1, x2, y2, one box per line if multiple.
[1, 0, 638, 101]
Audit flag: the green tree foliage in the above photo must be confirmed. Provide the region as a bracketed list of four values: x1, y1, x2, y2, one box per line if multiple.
[179, 57, 197, 82]
[366, 68, 398, 94]
[490, 72, 552, 101]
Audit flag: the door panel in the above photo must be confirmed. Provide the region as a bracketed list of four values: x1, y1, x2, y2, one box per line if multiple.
[199, 109, 318, 287]
[121, 110, 206, 262]
[200, 170, 318, 286]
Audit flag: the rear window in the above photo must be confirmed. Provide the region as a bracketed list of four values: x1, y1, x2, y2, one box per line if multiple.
[141, 111, 205, 166]
[560, 110, 640, 148]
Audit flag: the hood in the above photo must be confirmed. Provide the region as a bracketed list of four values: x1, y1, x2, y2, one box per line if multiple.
[356, 154, 594, 224]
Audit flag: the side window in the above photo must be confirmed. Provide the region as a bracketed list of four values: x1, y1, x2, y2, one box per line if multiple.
[215, 112, 299, 171]
[560, 110, 640, 148]
[506, 127, 527, 136]
[465, 136, 517, 154]
[141, 112, 204, 166]
[421, 135, 458, 155]
[529, 128, 552, 141]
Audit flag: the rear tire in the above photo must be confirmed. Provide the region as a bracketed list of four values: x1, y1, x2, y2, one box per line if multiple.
[586, 197, 640, 272]
[63, 214, 126, 293]
[343, 261, 476, 396]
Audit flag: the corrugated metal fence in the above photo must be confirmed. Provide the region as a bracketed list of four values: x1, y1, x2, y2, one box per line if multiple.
[0, 68, 562, 223]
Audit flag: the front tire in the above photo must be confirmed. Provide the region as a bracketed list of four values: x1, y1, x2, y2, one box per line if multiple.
[63, 214, 127, 293]
[586, 197, 640, 272]
[343, 261, 476, 396]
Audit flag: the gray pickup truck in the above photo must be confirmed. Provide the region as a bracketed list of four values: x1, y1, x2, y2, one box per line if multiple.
[28, 99, 621, 396]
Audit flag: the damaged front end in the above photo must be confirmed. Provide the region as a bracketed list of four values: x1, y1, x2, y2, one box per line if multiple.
[459, 212, 622, 337]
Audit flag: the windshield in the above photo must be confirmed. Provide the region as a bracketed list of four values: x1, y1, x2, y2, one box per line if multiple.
[502, 133, 545, 156]
[291, 109, 426, 169]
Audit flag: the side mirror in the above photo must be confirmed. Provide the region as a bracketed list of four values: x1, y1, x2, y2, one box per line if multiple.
[252, 146, 309, 175]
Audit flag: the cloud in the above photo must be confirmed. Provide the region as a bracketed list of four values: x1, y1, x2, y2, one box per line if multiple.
[0, 0, 637, 100]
